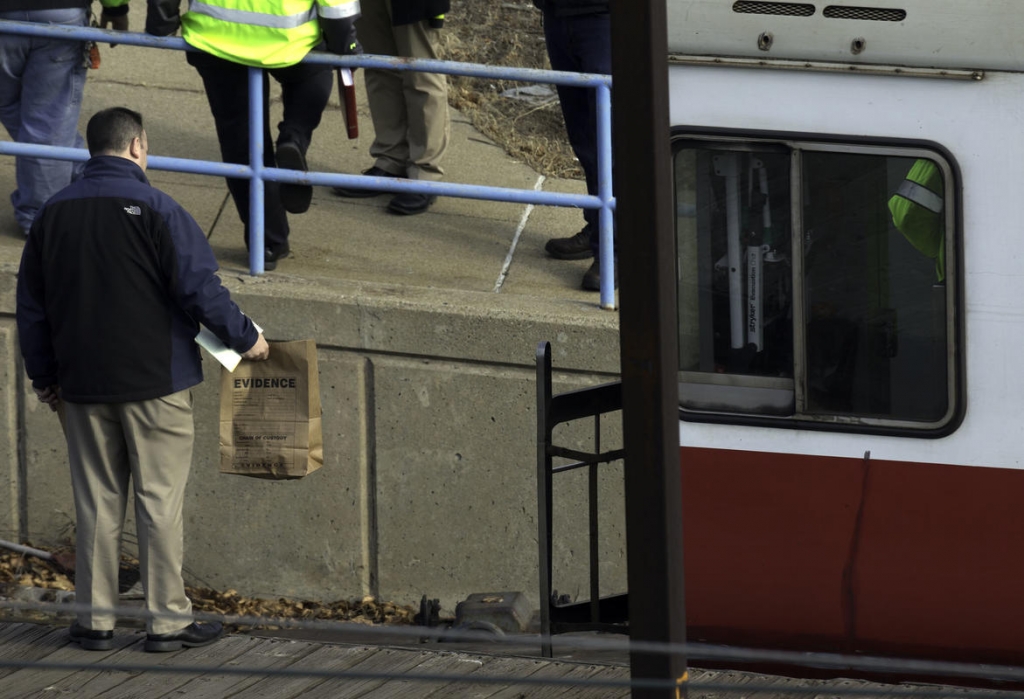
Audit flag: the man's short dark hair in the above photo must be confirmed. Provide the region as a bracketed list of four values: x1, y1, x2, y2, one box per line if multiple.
[86, 107, 145, 156]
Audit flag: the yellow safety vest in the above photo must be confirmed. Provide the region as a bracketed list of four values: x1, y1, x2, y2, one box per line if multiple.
[181, 0, 360, 69]
[888, 158, 946, 282]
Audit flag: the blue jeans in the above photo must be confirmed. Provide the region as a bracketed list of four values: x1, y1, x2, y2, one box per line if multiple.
[0, 8, 88, 233]
[541, 9, 612, 255]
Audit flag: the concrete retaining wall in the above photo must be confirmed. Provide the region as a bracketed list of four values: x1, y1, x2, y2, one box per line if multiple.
[0, 266, 625, 613]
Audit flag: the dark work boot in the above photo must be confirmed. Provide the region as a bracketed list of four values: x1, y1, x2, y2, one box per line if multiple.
[276, 141, 312, 214]
[545, 227, 594, 260]
[582, 259, 618, 292]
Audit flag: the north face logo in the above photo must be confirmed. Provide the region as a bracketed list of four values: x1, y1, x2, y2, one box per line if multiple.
[124, 206, 141, 215]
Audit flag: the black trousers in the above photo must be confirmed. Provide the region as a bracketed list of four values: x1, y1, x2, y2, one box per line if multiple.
[541, 9, 612, 255]
[187, 50, 333, 253]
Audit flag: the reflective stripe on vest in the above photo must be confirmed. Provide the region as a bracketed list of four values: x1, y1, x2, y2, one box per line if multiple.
[319, 1, 361, 19]
[896, 179, 943, 214]
[188, 1, 316, 29]
[182, 0, 358, 68]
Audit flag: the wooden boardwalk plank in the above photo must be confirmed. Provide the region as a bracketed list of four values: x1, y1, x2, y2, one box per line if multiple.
[350, 648, 497, 699]
[301, 646, 466, 699]
[148, 636, 321, 699]
[418, 655, 548, 699]
[5, 629, 141, 699]
[5, 622, 1013, 699]
[0, 624, 73, 680]
[75, 633, 253, 699]
[485, 659, 611, 699]
[0, 622, 39, 643]
[551, 665, 631, 699]
[222, 643, 381, 698]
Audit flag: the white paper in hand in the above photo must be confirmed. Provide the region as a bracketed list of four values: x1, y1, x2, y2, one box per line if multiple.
[195, 321, 263, 372]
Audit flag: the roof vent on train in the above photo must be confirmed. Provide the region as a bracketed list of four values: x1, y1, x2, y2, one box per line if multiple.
[732, 1, 815, 17]
[822, 6, 906, 21]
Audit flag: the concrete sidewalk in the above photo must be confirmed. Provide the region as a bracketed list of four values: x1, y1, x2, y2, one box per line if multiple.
[0, 18, 613, 311]
[0, 22, 625, 612]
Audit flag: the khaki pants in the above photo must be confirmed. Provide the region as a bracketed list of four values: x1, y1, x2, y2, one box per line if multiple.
[64, 390, 195, 635]
[357, 0, 450, 181]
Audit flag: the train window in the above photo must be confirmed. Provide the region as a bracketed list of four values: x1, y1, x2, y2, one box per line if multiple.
[674, 137, 957, 433]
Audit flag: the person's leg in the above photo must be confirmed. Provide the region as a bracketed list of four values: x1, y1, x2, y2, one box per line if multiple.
[119, 390, 195, 636]
[187, 52, 290, 256]
[64, 401, 130, 634]
[541, 8, 599, 259]
[273, 61, 333, 153]
[271, 59, 333, 214]
[392, 19, 449, 183]
[0, 8, 88, 232]
[563, 13, 611, 261]
[384, 15, 450, 215]
[361, 0, 412, 176]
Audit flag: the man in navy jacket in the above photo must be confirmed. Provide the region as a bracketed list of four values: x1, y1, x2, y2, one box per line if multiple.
[17, 107, 268, 652]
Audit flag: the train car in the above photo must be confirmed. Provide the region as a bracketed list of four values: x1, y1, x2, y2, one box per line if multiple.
[668, 0, 1024, 665]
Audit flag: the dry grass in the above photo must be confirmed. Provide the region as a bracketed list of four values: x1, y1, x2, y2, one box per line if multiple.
[443, 1, 582, 180]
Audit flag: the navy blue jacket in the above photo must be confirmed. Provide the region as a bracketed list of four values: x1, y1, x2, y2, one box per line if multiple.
[17, 156, 258, 403]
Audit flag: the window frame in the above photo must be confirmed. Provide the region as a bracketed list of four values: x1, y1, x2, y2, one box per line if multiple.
[672, 127, 965, 438]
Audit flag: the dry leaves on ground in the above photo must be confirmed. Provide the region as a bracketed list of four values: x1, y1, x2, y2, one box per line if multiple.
[0, 549, 416, 627]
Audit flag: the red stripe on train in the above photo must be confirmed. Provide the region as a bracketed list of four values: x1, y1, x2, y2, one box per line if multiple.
[680, 446, 1024, 663]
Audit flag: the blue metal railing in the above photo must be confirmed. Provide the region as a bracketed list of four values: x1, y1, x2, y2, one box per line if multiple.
[0, 20, 617, 308]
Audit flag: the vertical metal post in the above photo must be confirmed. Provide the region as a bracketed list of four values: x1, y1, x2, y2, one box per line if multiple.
[589, 413, 601, 624]
[536, 341, 554, 658]
[610, 0, 687, 697]
[596, 82, 616, 310]
[248, 66, 265, 275]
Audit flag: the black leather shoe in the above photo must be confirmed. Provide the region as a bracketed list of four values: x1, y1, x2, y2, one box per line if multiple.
[69, 622, 114, 651]
[545, 228, 594, 260]
[264, 242, 290, 271]
[276, 141, 312, 214]
[332, 166, 403, 198]
[582, 259, 618, 292]
[145, 621, 224, 652]
[387, 192, 437, 216]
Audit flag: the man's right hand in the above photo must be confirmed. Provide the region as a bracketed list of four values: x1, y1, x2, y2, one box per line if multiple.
[242, 334, 270, 361]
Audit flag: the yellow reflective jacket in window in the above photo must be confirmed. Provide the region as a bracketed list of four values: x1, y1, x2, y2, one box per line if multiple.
[888, 158, 945, 282]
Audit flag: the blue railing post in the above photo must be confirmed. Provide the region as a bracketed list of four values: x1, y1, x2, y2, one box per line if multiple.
[248, 67, 266, 274]
[595, 82, 615, 310]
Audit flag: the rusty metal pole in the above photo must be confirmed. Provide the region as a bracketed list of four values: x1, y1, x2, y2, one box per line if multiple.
[610, 0, 687, 697]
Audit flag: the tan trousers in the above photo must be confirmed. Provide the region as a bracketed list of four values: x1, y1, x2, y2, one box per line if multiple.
[357, 0, 450, 181]
[64, 389, 195, 635]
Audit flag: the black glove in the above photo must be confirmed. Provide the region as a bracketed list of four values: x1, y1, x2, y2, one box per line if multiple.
[325, 17, 362, 57]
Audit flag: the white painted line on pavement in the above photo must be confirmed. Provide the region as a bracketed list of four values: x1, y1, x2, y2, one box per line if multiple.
[494, 174, 546, 293]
